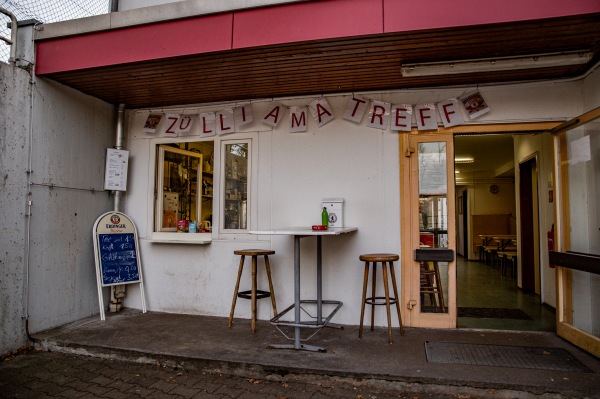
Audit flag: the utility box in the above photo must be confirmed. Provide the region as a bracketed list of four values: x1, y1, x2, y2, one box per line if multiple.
[322, 198, 344, 228]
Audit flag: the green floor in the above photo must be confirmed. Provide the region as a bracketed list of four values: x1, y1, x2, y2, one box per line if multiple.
[456, 256, 556, 332]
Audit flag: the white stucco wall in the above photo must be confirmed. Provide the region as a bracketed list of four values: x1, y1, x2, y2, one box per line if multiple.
[121, 79, 585, 327]
[514, 133, 556, 305]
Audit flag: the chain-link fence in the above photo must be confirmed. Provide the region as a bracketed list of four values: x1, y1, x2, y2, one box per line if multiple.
[1, 0, 110, 63]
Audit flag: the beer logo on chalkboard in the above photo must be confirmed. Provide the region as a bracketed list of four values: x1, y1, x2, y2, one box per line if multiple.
[110, 215, 121, 224]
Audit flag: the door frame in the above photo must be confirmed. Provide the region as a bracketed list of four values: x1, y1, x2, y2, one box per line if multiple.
[400, 122, 559, 329]
[552, 107, 600, 357]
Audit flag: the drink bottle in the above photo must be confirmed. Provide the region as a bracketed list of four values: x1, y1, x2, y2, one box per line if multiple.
[322, 207, 329, 227]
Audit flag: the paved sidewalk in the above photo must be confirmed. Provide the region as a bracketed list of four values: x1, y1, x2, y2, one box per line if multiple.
[1, 349, 479, 399]
[23, 310, 600, 398]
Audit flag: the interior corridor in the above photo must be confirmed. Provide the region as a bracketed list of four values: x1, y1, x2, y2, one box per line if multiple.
[456, 256, 556, 332]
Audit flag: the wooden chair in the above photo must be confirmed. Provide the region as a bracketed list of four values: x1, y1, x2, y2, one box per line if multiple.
[359, 253, 404, 343]
[420, 260, 446, 313]
[228, 249, 277, 333]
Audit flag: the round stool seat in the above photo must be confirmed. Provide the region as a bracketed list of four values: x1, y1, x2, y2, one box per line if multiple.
[359, 253, 399, 262]
[234, 249, 275, 256]
[359, 253, 403, 343]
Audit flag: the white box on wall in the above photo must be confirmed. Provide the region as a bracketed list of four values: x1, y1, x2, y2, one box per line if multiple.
[322, 198, 344, 227]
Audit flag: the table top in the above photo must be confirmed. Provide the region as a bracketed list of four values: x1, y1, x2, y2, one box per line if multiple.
[250, 227, 357, 236]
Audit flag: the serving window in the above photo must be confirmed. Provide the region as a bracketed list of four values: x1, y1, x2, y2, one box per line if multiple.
[151, 138, 253, 242]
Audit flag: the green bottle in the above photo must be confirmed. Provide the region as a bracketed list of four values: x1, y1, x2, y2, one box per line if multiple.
[322, 207, 329, 227]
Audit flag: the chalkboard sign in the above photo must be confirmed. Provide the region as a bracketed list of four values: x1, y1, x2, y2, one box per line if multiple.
[98, 233, 139, 285]
[93, 211, 146, 320]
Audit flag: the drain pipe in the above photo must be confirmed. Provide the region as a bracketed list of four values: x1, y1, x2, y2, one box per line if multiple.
[109, 104, 127, 312]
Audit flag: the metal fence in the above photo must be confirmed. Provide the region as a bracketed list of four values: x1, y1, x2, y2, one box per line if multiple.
[1, 0, 110, 63]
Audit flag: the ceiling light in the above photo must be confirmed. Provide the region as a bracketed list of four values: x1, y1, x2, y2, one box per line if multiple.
[401, 51, 593, 77]
[455, 156, 474, 164]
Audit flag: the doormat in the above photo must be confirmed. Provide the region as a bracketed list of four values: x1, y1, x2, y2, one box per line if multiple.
[458, 307, 533, 320]
[425, 341, 591, 372]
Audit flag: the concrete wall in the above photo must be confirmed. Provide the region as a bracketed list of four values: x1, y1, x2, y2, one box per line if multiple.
[121, 80, 584, 327]
[0, 61, 115, 354]
[118, 0, 305, 12]
[0, 63, 31, 354]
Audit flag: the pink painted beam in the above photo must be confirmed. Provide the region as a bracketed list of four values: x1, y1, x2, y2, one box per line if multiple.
[36, 0, 600, 75]
[36, 13, 233, 74]
[232, 0, 383, 49]
[384, 0, 600, 32]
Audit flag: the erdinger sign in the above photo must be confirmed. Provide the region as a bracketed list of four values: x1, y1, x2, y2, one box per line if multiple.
[143, 91, 490, 136]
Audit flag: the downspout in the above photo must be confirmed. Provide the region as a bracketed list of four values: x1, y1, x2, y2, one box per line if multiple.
[109, 104, 127, 312]
[113, 104, 125, 212]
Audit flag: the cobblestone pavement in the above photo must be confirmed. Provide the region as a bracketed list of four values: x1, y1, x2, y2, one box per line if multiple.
[0, 349, 478, 399]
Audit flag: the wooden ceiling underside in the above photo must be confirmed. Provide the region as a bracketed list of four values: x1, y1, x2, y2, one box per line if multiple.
[40, 13, 600, 109]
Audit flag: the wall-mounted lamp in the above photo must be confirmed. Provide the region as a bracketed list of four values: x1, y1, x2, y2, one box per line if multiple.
[401, 51, 593, 77]
[455, 156, 474, 164]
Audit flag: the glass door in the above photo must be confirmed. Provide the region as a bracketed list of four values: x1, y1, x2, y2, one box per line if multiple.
[401, 133, 456, 328]
[553, 108, 600, 357]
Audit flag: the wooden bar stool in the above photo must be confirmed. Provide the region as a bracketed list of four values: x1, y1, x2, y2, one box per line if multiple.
[228, 249, 277, 334]
[359, 253, 404, 343]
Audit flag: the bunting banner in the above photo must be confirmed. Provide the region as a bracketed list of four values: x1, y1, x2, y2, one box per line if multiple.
[216, 109, 235, 135]
[261, 102, 285, 127]
[144, 92, 490, 136]
[391, 104, 413, 132]
[437, 98, 463, 128]
[234, 104, 253, 127]
[289, 106, 308, 133]
[460, 91, 490, 119]
[415, 104, 438, 131]
[199, 112, 216, 137]
[309, 98, 335, 127]
[177, 115, 194, 135]
[161, 114, 180, 137]
[143, 114, 163, 133]
[367, 101, 391, 130]
[343, 94, 369, 124]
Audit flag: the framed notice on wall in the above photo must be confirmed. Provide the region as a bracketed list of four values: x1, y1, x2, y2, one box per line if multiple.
[104, 148, 129, 191]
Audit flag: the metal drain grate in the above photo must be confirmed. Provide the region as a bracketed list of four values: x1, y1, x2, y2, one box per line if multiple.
[425, 341, 591, 372]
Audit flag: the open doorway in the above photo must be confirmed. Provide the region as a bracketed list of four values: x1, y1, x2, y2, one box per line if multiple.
[454, 133, 555, 331]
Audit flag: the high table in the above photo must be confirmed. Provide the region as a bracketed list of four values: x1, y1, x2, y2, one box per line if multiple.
[250, 226, 357, 352]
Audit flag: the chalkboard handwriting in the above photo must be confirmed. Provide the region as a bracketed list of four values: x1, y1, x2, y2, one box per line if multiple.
[98, 233, 140, 285]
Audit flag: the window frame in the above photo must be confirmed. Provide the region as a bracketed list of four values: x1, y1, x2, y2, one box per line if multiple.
[220, 138, 252, 234]
[148, 138, 213, 244]
[155, 145, 203, 232]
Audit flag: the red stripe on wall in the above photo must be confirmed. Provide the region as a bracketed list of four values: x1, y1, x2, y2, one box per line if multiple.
[232, 0, 383, 49]
[36, 13, 233, 74]
[384, 0, 600, 32]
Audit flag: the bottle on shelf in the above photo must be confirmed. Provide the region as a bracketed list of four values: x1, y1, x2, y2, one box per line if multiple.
[322, 207, 329, 228]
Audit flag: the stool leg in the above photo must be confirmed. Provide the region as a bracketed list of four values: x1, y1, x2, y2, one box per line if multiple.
[229, 255, 245, 328]
[370, 262, 377, 331]
[251, 255, 258, 334]
[264, 255, 278, 316]
[433, 262, 445, 313]
[382, 262, 393, 344]
[388, 261, 404, 336]
[359, 261, 369, 338]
